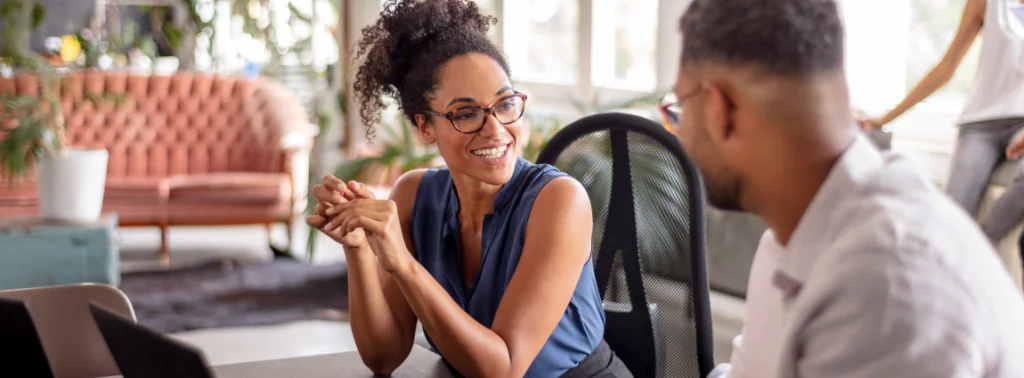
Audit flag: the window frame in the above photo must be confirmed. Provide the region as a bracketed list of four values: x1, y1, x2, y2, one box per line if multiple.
[343, 0, 966, 179]
[496, 0, 687, 116]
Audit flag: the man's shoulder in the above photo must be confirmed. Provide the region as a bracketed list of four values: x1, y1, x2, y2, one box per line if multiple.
[828, 152, 984, 259]
[810, 151, 1013, 307]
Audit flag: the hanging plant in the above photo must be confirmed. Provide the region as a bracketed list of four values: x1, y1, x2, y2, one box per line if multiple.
[0, 0, 65, 183]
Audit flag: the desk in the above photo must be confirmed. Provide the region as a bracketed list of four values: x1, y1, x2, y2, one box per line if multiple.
[105, 346, 456, 378]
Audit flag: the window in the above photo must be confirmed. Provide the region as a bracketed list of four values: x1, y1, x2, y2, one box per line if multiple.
[355, 0, 681, 119]
[842, 0, 979, 115]
[502, 0, 580, 85]
[591, 0, 658, 91]
[907, 0, 980, 105]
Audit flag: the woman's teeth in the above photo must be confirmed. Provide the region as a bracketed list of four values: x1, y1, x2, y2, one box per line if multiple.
[472, 144, 508, 159]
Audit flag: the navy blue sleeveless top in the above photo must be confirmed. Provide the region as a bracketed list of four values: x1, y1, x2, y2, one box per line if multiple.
[412, 158, 606, 377]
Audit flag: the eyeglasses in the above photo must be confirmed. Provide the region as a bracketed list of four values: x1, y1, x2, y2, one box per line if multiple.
[657, 86, 701, 132]
[423, 92, 528, 134]
[658, 93, 681, 131]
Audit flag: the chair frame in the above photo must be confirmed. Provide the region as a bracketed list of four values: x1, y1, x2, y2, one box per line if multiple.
[0, 283, 136, 378]
[537, 112, 715, 378]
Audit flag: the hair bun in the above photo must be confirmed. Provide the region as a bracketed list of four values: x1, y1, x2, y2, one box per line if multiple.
[353, 0, 507, 142]
[377, 0, 494, 87]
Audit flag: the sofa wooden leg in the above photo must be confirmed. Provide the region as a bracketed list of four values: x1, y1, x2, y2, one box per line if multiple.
[267, 222, 293, 260]
[284, 219, 293, 252]
[159, 224, 170, 267]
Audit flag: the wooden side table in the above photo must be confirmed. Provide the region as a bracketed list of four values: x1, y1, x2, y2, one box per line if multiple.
[0, 214, 120, 290]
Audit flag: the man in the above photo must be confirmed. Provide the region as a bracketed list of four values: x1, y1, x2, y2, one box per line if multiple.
[664, 0, 1024, 377]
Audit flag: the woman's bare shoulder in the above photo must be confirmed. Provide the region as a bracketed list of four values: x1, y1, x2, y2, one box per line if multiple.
[390, 169, 431, 217]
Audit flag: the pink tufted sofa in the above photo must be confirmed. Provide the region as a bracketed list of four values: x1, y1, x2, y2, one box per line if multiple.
[0, 71, 313, 262]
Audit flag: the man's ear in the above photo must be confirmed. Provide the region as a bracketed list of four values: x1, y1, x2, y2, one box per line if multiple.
[702, 83, 735, 145]
[416, 114, 436, 143]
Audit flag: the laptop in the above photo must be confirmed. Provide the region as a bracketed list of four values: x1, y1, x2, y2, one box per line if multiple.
[89, 302, 214, 378]
[0, 297, 55, 378]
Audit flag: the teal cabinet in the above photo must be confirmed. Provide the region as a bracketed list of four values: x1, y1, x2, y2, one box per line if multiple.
[0, 214, 119, 290]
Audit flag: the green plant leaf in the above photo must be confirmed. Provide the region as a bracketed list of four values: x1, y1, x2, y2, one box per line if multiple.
[30, 2, 45, 29]
[164, 23, 183, 50]
[0, 1, 19, 18]
[306, 225, 318, 261]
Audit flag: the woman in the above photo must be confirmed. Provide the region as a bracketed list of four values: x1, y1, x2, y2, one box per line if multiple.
[860, 0, 1024, 246]
[306, 1, 629, 377]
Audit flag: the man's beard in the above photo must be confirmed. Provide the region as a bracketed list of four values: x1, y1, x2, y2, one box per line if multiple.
[704, 173, 742, 211]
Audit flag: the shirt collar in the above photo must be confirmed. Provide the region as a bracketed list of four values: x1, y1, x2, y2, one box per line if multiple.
[774, 133, 885, 288]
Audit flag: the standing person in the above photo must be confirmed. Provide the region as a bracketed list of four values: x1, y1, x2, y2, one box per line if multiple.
[661, 0, 1024, 377]
[859, 0, 1024, 246]
[307, 0, 630, 377]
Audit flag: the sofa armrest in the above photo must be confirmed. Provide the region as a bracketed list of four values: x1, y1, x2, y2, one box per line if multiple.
[281, 124, 319, 152]
[247, 78, 316, 217]
[283, 147, 311, 216]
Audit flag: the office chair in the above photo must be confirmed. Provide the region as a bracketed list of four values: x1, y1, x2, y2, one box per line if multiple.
[537, 112, 714, 378]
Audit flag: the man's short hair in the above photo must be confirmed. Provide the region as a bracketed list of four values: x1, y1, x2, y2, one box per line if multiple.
[679, 0, 844, 76]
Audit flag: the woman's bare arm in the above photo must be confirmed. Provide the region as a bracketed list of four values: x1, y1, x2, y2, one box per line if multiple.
[315, 174, 422, 375]
[866, 0, 985, 127]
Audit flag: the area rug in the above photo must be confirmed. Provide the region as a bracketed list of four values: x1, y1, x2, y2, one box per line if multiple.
[119, 259, 349, 334]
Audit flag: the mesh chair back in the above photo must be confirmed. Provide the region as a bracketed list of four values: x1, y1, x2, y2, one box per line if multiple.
[536, 112, 713, 378]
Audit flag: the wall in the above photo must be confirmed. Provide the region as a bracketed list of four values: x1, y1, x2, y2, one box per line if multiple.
[29, 0, 94, 52]
[27, 0, 152, 54]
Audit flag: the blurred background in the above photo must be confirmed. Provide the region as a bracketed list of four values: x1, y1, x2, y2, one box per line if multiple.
[2, 0, 1015, 371]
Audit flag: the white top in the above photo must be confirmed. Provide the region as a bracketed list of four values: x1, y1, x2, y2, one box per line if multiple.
[708, 134, 1024, 378]
[959, 0, 1024, 125]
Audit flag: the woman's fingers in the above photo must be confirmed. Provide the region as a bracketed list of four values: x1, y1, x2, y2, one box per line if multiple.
[325, 198, 394, 217]
[1008, 146, 1023, 160]
[1007, 134, 1024, 159]
[337, 183, 358, 201]
[325, 206, 367, 231]
[343, 215, 388, 236]
[322, 175, 345, 190]
[306, 214, 327, 228]
[320, 175, 363, 201]
[348, 181, 376, 199]
[329, 205, 388, 232]
[312, 184, 345, 204]
[314, 202, 331, 217]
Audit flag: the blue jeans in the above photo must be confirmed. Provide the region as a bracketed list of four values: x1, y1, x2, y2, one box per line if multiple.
[946, 118, 1024, 242]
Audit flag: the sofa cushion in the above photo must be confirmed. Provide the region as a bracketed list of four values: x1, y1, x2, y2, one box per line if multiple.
[105, 177, 169, 202]
[168, 173, 290, 204]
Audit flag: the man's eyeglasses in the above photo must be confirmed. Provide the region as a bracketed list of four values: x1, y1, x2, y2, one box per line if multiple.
[658, 93, 682, 131]
[423, 92, 528, 134]
[657, 86, 701, 132]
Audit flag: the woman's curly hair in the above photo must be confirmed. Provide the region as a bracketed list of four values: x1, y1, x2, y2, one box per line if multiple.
[353, 0, 511, 140]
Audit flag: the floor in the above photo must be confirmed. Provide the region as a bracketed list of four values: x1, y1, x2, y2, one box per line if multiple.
[118, 224, 744, 367]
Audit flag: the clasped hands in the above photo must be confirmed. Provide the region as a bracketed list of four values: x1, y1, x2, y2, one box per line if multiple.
[306, 176, 412, 274]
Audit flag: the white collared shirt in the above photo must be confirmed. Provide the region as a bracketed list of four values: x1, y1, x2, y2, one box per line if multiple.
[709, 134, 1024, 378]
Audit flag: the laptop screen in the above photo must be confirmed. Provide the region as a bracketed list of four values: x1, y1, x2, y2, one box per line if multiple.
[0, 297, 54, 378]
[89, 302, 213, 378]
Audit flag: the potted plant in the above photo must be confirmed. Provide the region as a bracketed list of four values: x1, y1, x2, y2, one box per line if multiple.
[1, 0, 109, 223]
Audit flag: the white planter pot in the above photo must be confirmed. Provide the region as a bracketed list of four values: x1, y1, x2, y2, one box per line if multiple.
[35, 148, 109, 223]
